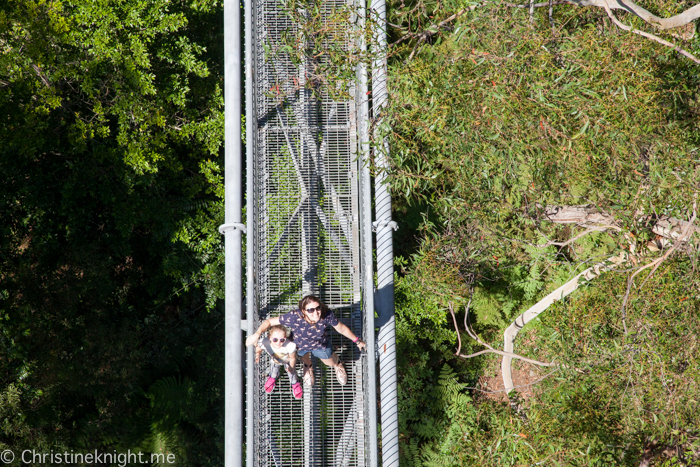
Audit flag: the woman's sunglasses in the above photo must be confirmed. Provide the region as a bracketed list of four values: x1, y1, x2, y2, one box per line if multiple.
[305, 306, 322, 314]
[271, 337, 286, 343]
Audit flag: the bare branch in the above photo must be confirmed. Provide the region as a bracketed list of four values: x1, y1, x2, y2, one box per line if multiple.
[510, 0, 700, 32]
[448, 302, 462, 356]
[501, 252, 628, 393]
[32, 64, 51, 88]
[505, 1, 574, 8]
[583, 0, 700, 31]
[534, 225, 619, 249]
[542, 204, 619, 227]
[549, 0, 556, 32]
[543, 204, 700, 242]
[650, 215, 700, 240]
[394, 4, 482, 50]
[640, 209, 697, 287]
[457, 348, 556, 366]
[452, 301, 556, 367]
[600, 0, 700, 64]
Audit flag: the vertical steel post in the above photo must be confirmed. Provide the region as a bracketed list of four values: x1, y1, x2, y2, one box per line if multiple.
[371, 0, 399, 463]
[244, 0, 255, 463]
[359, 0, 379, 462]
[299, 23, 322, 467]
[223, 0, 244, 465]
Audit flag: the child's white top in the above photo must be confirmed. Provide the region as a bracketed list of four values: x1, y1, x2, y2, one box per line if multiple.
[258, 337, 297, 365]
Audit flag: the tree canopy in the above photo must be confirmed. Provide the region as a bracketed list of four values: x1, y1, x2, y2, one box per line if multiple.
[387, 1, 700, 465]
[1, 0, 225, 462]
[2, 0, 700, 465]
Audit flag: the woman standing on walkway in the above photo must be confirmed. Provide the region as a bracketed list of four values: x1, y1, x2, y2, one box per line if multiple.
[245, 295, 366, 386]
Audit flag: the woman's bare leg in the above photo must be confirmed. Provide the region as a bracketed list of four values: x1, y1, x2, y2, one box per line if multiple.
[301, 353, 314, 386]
[321, 353, 347, 385]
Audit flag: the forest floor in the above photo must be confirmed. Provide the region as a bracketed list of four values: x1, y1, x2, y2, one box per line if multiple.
[476, 330, 546, 403]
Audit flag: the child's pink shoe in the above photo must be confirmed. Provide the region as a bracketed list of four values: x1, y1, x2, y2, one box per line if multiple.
[265, 377, 276, 393]
[291, 382, 302, 400]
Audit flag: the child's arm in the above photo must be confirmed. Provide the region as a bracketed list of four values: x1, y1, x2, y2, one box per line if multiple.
[255, 345, 264, 363]
[245, 316, 281, 347]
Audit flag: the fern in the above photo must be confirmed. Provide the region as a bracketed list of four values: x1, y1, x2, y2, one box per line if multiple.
[404, 438, 424, 467]
[523, 260, 544, 301]
[414, 365, 477, 467]
[148, 376, 207, 428]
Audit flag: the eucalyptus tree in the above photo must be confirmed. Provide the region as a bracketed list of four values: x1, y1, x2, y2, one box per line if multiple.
[385, 0, 700, 464]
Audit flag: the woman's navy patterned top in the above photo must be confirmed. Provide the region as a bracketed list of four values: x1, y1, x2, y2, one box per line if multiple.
[279, 309, 339, 351]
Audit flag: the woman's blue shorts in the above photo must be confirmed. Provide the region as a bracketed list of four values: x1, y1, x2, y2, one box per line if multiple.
[297, 345, 334, 360]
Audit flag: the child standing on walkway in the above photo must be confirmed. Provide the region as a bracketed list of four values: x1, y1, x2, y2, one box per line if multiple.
[255, 325, 303, 400]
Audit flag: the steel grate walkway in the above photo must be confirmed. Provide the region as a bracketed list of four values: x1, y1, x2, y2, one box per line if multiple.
[245, 0, 375, 464]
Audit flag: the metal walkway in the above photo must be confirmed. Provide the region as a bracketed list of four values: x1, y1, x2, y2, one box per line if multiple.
[244, 0, 378, 465]
[222, 0, 397, 464]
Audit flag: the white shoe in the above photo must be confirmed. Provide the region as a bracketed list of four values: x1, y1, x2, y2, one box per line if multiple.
[303, 364, 315, 386]
[335, 362, 347, 386]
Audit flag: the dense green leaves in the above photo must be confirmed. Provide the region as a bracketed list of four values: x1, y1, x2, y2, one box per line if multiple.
[2, 0, 700, 464]
[0, 0, 225, 462]
[388, 1, 700, 465]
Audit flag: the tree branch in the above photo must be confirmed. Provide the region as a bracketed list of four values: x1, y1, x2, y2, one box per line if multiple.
[501, 252, 628, 392]
[509, 0, 700, 32]
[457, 348, 557, 366]
[543, 205, 700, 241]
[394, 4, 483, 51]
[584, 0, 700, 31]
[449, 302, 556, 368]
[542, 204, 619, 226]
[534, 225, 620, 248]
[449, 302, 463, 356]
[599, 0, 700, 64]
[32, 64, 51, 88]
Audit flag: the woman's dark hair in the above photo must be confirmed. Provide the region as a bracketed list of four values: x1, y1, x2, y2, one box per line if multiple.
[298, 294, 327, 318]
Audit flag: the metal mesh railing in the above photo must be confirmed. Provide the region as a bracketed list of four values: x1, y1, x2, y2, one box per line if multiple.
[249, 0, 372, 463]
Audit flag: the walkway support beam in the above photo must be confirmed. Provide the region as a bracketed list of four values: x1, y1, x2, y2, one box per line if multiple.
[371, 0, 399, 463]
[360, 0, 379, 462]
[223, 0, 244, 465]
[244, 0, 255, 462]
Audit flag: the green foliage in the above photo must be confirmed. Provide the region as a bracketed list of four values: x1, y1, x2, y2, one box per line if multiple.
[268, 0, 370, 100]
[388, 4, 700, 224]
[536, 259, 700, 463]
[389, 0, 700, 465]
[0, 0, 226, 463]
[0, 0, 223, 172]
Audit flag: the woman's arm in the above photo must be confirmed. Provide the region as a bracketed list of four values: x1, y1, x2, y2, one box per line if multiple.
[245, 316, 281, 347]
[333, 322, 367, 351]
